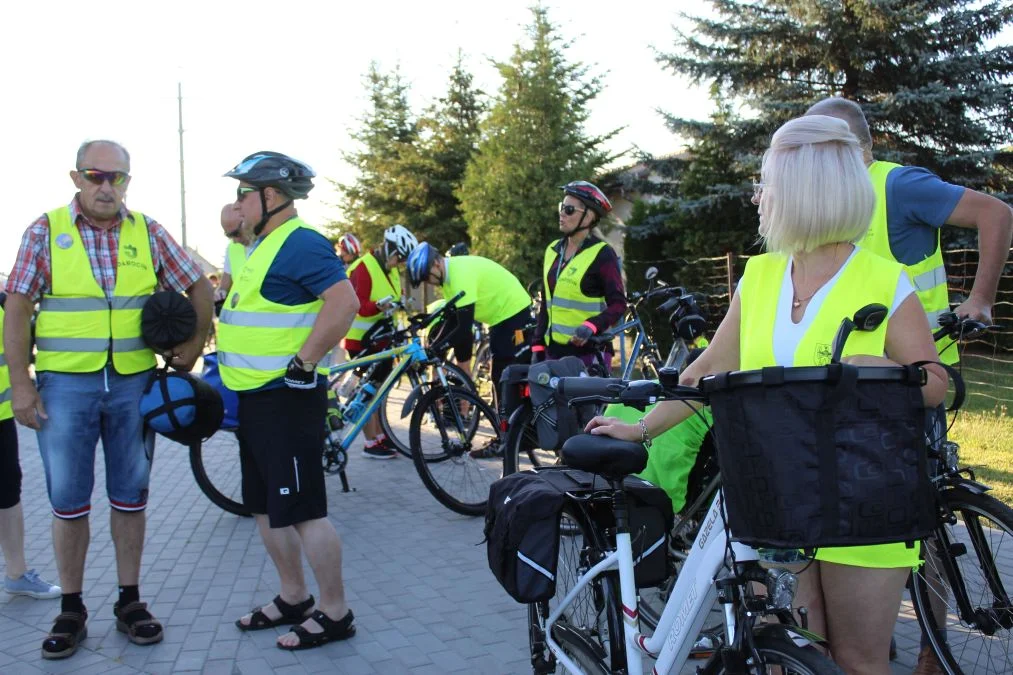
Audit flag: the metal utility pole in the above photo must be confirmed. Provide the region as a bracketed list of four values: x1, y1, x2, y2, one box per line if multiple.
[177, 82, 187, 249]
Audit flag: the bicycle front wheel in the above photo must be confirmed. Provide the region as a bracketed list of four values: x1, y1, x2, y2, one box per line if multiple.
[409, 386, 502, 516]
[910, 486, 1013, 675]
[189, 432, 250, 517]
[380, 362, 476, 457]
[711, 636, 843, 674]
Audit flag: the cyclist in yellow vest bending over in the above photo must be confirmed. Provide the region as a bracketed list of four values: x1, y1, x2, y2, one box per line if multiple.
[342, 224, 418, 459]
[586, 116, 949, 675]
[3, 140, 214, 659]
[219, 152, 360, 650]
[532, 181, 626, 374]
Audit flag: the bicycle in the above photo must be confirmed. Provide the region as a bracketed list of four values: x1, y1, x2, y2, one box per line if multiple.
[190, 293, 497, 516]
[519, 374, 842, 674]
[908, 312, 1012, 674]
[502, 270, 707, 475]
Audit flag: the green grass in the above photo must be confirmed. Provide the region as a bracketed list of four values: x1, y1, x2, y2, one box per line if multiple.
[949, 407, 1013, 506]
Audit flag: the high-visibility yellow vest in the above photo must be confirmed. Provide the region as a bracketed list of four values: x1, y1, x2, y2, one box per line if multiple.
[542, 240, 607, 346]
[227, 241, 247, 278]
[861, 161, 956, 364]
[0, 306, 11, 421]
[35, 207, 157, 374]
[217, 218, 329, 391]
[738, 248, 919, 569]
[345, 252, 400, 342]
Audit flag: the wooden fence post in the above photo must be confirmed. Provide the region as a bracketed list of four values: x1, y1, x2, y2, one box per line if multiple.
[726, 251, 735, 295]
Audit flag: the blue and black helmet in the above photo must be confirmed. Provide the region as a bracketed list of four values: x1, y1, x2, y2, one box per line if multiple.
[406, 242, 440, 288]
[224, 151, 315, 199]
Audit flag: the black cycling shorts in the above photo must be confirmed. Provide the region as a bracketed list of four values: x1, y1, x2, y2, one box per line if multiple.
[346, 346, 394, 385]
[237, 385, 328, 528]
[0, 419, 21, 510]
[489, 309, 533, 386]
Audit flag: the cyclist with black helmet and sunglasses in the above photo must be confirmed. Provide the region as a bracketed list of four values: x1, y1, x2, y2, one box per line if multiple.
[219, 151, 360, 651]
[531, 181, 626, 374]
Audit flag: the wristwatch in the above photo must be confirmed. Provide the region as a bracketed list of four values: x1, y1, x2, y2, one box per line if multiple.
[293, 355, 317, 372]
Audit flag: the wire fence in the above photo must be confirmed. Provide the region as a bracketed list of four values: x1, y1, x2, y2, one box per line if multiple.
[627, 248, 1013, 412]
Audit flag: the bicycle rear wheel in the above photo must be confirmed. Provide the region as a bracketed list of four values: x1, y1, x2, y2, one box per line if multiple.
[909, 487, 1013, 674]
[409, 386, 502, 515]
[189, 432, 250, 517]
[527, 504, 622, 674]
[503, 402, 560, 474]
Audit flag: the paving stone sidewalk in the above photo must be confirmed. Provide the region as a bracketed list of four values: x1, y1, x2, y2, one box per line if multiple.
[2, 422, 930, 674]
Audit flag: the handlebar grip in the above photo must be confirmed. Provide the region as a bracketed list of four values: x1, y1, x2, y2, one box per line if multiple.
[556, 376, 625, 400]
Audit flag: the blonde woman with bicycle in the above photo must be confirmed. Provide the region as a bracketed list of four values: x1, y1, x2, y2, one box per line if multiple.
[586, 114, 948, 675]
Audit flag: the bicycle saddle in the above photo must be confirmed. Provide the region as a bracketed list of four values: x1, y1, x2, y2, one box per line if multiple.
[561, 434, 648, 480]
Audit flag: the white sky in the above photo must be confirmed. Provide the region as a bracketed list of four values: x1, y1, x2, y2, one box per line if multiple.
[2, 1, 1008, 275]
[1, 0, 715, 273]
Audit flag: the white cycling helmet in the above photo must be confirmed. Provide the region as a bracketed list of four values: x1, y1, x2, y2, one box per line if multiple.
[383, 224, 418, 260]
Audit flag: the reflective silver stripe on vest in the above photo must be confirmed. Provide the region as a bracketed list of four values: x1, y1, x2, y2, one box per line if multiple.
[110, 296, 150, 310]
[925, 308, 947, 330]
[112, 337, 149, 353]
[0, 389, 10, 405]
[350, 318, 378, 331]
[550, 297, 606, 313]
[218, 352, 291, 371]
[35, 337, 109, 352]
[912, 266, 947, 293]
[0, 354, 6, 367]
[40, 297, 109, 311]
[220, 310, 318, 329]
[550, 324, 577, 337]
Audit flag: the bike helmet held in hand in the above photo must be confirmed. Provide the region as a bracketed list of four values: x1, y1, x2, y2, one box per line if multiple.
[406, 242, 440, 288]
[384, 224, 419, 260]
[561, 181, 612, 218]
[338, 232, 362, 257]
[224, 151, 315, 200]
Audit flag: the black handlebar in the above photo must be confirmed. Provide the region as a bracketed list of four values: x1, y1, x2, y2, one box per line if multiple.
[555, 375, 707, 410]
[934, 312, 995, 342]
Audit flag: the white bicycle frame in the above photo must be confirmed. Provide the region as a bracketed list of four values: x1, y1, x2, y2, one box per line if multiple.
[544, 490, 760, 675]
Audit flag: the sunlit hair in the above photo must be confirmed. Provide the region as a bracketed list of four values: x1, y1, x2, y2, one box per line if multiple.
[758, 115, 873, 254]
[804, 97, 872, 153]
[76, 140, 131, 171]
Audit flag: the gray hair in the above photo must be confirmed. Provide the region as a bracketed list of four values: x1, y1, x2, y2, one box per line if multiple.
[804, 98, 872, 152]
[76, 140, 131, 171]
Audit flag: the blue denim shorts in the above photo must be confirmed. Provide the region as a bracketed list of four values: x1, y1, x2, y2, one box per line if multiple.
[36, 368, 156, 519]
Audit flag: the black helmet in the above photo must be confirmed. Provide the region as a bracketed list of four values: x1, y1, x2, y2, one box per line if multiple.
[447, 242, 469, 257]
[224, 151, 315, 199]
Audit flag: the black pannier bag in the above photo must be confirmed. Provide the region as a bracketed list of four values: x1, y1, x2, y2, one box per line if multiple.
[527, 357, 597, 450]
[537, 468, 674, 588]
[498, 364, 530, 423]
[485, 471, 566, 603]
[701, 363, 951, 550]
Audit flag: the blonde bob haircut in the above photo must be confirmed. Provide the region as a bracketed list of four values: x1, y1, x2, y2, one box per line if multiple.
[758, 115, 874, 255]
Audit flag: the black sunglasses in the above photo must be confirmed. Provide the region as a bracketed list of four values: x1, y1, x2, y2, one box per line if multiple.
[558, 202, 585, 216]
[225, 226, 243, 239]
[78, 169, 129, 186]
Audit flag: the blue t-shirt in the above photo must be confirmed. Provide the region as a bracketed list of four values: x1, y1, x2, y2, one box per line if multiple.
[885, 166, 965, 265]
[246, 223, 348, 390]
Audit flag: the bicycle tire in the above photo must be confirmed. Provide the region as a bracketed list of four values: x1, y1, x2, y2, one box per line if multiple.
[503, 401, 560, 475]
[409, 386, 502, 516]
[710, 635, 844, 674]
[189, 434, 251, 517]
[909, 486, 1013, 675]
[528, 504, 624, 674]
[379, 361, 476, 457]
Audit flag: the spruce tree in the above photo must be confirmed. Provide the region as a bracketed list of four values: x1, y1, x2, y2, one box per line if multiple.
[457, 5, 618, 285]
[331, 62, 421, 247]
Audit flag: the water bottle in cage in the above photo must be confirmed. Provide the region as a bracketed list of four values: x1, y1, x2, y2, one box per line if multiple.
[344, 382, 378, 424]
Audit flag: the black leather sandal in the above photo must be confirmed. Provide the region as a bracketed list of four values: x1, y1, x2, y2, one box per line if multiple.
[114, 601, 164, 645]
[235, 594, 315, 631]
[277, 609, 355, 650]
[41, 610, 88, 660]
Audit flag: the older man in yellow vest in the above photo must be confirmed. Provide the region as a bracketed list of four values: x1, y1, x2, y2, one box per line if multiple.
[219, 151, 360, 651]
[3, 140, 213, 659]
